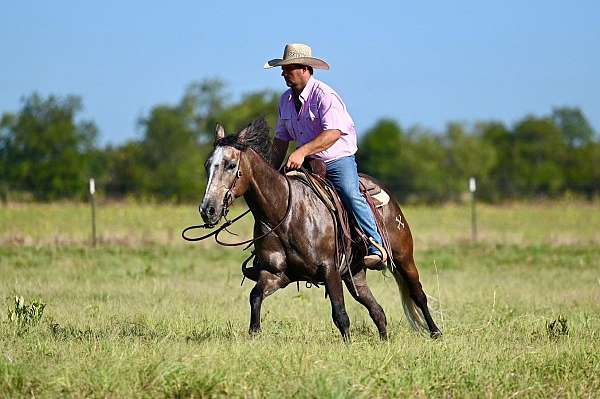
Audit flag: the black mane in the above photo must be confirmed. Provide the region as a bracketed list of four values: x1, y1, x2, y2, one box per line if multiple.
[216, 118, 272, 161]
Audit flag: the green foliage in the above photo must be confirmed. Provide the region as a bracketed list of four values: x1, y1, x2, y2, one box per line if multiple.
[566, 142, 600, 197]
[214, 90, 279, 135]
[509, 116, 567, 196]
[359, 109, 598, 202]
[357, 119, 413, 199]
[7, 296, 45, 329]
[546, 316, 569, 340]
[1, 83, 598, 202]
[0, 93, 97, 200]
[552, 106, 595, 148]
[98, 79, 277, 202]
[444, 123, 497, 198]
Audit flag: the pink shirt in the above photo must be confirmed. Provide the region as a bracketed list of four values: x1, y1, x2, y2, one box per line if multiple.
[275, 77, 358, 162]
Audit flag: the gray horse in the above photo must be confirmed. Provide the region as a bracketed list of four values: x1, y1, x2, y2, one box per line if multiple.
[199, 118, 441, 340]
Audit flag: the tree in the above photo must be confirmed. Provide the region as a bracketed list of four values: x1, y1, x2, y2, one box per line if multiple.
[104, 78, 278, 201]
[214, 90, 279, 135]
[136, 103, 208, 202]
[179, 78, 229, 143]
[102, 142, 149, 198]
[478, 121, 513, 199]
[357, 119, 415, 200]
[552, 106, 595, 148]
[511, 116, 567, 196]
[566, 142, 600, 198]
[0, 93, 97, 200]
[444, 123, 497, 200]
[409, 132, 448, 202]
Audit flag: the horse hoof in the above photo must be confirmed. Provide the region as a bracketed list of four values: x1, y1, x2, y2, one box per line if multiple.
[248, 328, 261, 336]
[430, 330, 443, 339]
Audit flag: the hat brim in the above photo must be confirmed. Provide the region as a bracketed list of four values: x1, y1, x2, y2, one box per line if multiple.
[263, 57, 330, 70]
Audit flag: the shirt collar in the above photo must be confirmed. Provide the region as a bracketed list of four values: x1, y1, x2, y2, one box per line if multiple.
[286, 76, 316, 103]
[299, 76, 315, 102]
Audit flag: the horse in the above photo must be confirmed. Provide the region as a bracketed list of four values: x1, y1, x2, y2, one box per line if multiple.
[197, 118, 442, 340]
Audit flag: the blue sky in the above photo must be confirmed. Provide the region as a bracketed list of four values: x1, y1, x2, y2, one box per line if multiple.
[1, 1, 598, 145]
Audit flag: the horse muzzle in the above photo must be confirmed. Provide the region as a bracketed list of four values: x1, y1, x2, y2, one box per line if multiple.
[199, 200, 221, 226]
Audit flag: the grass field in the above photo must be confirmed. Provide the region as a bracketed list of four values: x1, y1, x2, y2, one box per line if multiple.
[1, 202, 599, 397]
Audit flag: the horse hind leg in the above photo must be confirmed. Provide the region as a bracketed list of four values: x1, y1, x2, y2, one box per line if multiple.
[391, 256, 442, 338]
[248, 270, 289, 335]
[343, 269, 388, 340]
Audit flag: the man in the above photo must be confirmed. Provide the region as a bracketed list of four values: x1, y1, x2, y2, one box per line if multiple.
[264, 43, 387, 268]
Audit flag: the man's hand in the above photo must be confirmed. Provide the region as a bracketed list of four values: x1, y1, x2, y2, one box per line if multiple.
[286, 148, 306, 170]
[284, 129, 341, 170]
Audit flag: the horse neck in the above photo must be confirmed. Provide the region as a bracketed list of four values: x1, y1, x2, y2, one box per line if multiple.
[242, 150, 289, 226]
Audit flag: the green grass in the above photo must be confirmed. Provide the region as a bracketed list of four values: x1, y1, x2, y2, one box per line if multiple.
[1, 202, 599, 397]
[1, 200, 599, 247]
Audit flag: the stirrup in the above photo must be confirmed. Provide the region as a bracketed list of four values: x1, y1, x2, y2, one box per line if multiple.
[363, 237, 387, 270]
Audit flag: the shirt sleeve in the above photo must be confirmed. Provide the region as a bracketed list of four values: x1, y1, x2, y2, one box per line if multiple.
[274, 103, 292, 141]
[318, 92, 349, 135]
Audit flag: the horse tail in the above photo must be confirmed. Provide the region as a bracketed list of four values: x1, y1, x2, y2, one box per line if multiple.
[389, 266, 430, 334]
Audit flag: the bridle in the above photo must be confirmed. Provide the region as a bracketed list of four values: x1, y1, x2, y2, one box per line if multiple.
[218, 157, 243, 223]
[182, 148, 293, 248]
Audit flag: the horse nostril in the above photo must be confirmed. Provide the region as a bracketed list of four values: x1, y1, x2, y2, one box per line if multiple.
[207, 206, 216, 216]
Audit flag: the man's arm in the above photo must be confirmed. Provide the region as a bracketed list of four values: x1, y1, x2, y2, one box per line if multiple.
[286, 129, 341, 169]
[270, 138, 290, 169]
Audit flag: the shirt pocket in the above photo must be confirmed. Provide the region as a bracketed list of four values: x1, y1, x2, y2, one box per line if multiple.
[280, 107, 295, 138]
[304, 105, 322, 133]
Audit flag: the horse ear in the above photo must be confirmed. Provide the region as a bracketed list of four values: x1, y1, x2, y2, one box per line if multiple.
[215, 123, 225, 142]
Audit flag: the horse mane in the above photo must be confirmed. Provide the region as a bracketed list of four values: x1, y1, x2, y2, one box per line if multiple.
[216, 118, 272, 162]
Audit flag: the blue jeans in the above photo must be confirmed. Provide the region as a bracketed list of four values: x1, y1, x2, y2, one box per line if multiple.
[325, 155, 383, 255]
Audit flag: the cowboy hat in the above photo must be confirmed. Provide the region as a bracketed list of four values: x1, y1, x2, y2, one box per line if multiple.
[264, 43, 330, 70]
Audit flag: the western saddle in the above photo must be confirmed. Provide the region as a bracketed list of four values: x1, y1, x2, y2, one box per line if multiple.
[286, 159, 392, 276]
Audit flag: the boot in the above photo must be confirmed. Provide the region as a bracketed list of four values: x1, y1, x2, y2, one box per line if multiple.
[363, 238, 387, 270]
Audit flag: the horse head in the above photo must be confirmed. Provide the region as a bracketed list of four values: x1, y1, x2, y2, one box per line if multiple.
[199, 118, 270, 226]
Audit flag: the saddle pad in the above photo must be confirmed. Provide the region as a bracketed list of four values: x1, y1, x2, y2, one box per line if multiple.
[371, 190, 390, 208]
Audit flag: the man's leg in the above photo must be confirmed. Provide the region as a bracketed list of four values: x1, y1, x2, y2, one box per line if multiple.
[325, 155, 385, 266]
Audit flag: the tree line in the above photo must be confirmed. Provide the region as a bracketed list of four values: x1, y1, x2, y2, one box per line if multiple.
[1, 79, 598, 203]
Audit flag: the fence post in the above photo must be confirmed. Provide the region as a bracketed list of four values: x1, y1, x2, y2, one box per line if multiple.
[469, 177, 477, 242]
[89, 178, 97, 247]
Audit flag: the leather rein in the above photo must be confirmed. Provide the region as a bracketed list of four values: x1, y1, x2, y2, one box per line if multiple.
[181, 150, 293, 249]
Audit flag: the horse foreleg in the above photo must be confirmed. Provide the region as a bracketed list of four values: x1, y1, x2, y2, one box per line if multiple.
[343, 269, 388, 340]
[248, 270, 289, 335]
[323, 266, 351, 341]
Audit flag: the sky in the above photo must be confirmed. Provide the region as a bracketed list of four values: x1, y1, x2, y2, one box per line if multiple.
[1, 1, 599, 145]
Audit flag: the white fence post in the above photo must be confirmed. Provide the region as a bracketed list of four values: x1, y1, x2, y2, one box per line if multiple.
[469, 177, 477, 242]
[89, 178, 97, 247]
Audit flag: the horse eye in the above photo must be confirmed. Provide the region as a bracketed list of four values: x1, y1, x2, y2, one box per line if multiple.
[225, 162, 237, 171]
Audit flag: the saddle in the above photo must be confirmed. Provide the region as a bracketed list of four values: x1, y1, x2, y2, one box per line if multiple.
[286, 159, 392, 275]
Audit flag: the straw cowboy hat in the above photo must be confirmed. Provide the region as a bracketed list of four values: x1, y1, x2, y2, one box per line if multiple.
[264, 43, 330, 70]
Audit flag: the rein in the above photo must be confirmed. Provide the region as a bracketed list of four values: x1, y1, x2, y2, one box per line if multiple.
[182, 151, 293, 249]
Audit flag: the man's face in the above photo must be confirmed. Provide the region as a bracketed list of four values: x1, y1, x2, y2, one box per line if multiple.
[281, 64, 308, 88]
